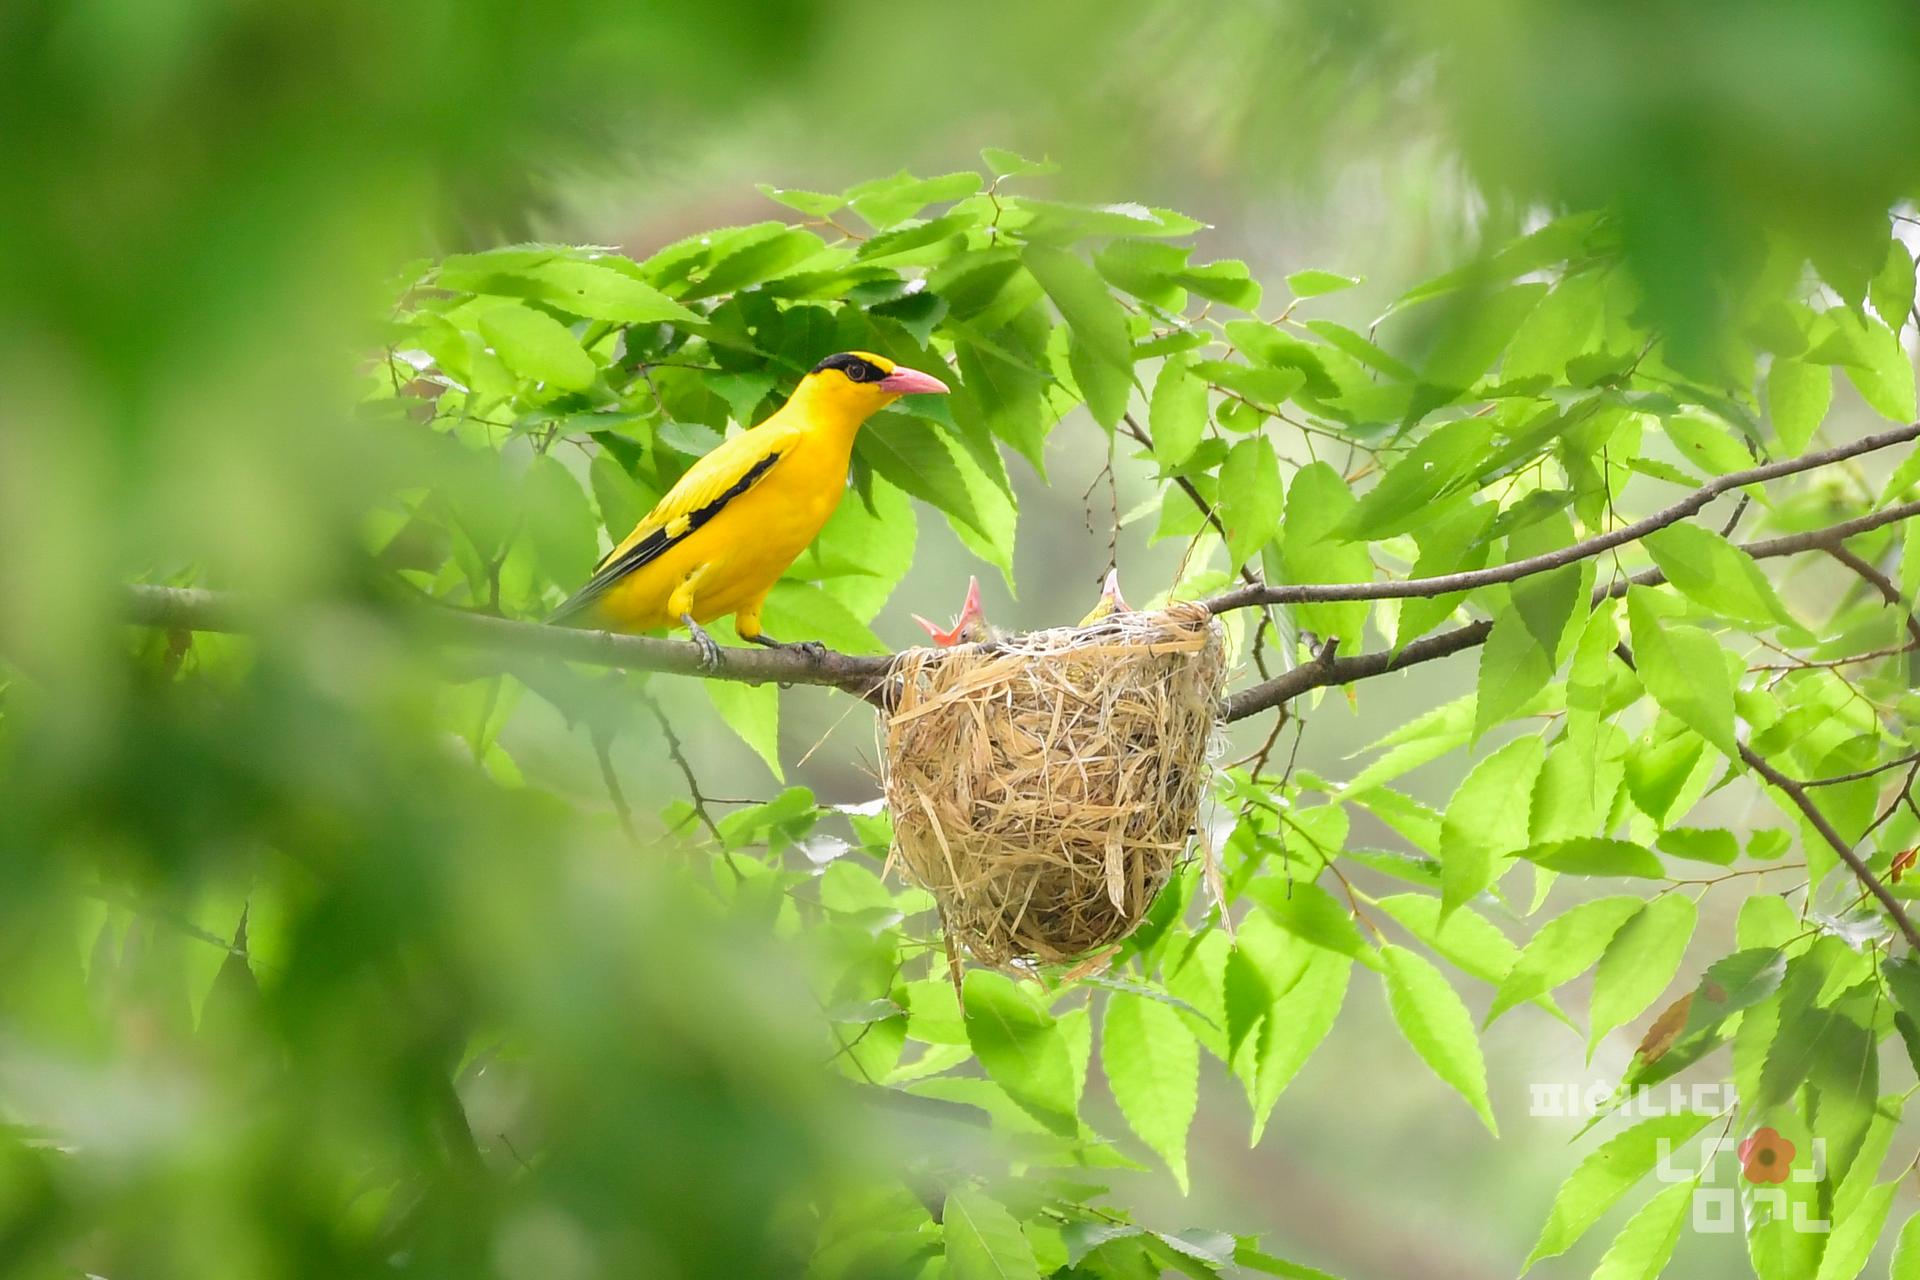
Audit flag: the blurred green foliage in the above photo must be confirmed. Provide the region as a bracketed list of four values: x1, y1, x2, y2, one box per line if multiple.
[4, 1, 1920, 1277]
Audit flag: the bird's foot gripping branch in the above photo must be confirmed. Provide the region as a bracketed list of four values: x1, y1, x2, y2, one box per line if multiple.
[116, 162, 1920, 1276]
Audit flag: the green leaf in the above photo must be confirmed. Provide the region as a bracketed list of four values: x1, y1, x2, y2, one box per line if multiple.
[963, 971, 1078, 1136]
[1337, 419, 1495, 540]
[755, 184, 843, 216]
[1767, 357, 1832, 455]
[844, 170, 982, 230]
[478, 302, 596, 390]
[1149, 357, 1209, 467]
[1663, 412, 1753, 478]
[763, 581, 886, 655]
[1244, 880, 1376, 968]
[1523, 1111, 1717, 1269]
[1279, 462, 1373, 649]
[527, 258, 702, 325]
[1439, 736, 1544, 916]
[1521, 838, 1666, 879]
[1815, 1180, 1896, 1280]
[1840, 313, 1918, 423]
[705, 678, 782, 781]
[1644, 524, 1790, 627]
[1891, 1211, 1920, 1280]
[1589, 894, 1697, 1054]
[1379, 945, 1496, 1134]
[1103, 992, 1200, 1192]
[1285, 269, 1361, 298]
[1245, 949, 1350, 1143]
[943, 1189, 1041, 1280]
[1489, 896, 1644, 1024]
[1024, 244, 1132, 371]
[1589, 1181, 1693, 1280]
[858, 417, 986, 540]
[522, 454, 599, 587]
[1219, 437, 1284, 568]
[981, 147, 1057, 178]
[1871, 239, 1917, 330]
[1627, 586, 1739, 759]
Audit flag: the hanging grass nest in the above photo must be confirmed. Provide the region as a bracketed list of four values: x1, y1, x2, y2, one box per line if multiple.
[882, 601, 1226, 969]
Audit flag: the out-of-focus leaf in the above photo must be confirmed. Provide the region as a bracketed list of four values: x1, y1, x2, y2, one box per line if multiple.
[943, 1189, 1040, 1280]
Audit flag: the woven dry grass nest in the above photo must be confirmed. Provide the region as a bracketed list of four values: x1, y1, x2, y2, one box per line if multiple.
[882, 601, 1226, 968]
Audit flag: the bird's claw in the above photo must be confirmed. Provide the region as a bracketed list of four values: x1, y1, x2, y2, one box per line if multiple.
[745, 632, 828, 662]
[681, 615, 723, 672]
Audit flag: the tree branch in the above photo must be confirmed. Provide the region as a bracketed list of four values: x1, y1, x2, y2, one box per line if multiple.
[1203, 422, 1920, 613]
[122, 583, 895, 700]
[119, 499, 1920, 726]
[1222, 499, 1920, 720]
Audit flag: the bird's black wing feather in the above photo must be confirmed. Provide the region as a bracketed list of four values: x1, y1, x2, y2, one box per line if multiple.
[547, 450, 784, 626]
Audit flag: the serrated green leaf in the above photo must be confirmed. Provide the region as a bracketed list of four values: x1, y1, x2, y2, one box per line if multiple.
[1590, 895, 1696, 1054]
[1379, 945, 1496, 1134]
[1439, 736, 1544, 916]
[478, 302, 596, 390]
[1285, 269, 1361, 298]
[1338, 419, 1495, 541]
[1891, 1211, 1920, 1279]
[963, 971, 1078, 1136]
[1589, 1181, 1693, 1280]
[1149, 357, 1209, 466]
[1280, 462, 1372, 649]
[1645, 524, 1791, 627]
[1244, 880, 1376, 968]
[1103, 992, 1199, 1192]
[1219, 436, 1284, 568]
[1524, 1111, 1716, 1269]
[705, 678, 782, 781]
[1490, 896, 1644, 1024]
[1245, 948, 1350, 1142]
[1521, 838, 1665, 879]
[1627, 586, 1739, 759]
[858, 417, 986, 539]
[1815, 1180, 1896, 1280]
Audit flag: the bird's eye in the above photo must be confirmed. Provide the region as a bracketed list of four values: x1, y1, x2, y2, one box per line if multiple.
[845, 364, 866, 382]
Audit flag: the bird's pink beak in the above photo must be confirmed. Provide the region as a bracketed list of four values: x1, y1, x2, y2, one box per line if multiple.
[912, 576, 983, 647]
[1101, 568, 1130, 613]
[878, 365, 950, 396]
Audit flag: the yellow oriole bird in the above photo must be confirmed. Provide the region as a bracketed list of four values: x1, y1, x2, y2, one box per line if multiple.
[1076, 568, 1132, 625]
[551, 351, 949, 663]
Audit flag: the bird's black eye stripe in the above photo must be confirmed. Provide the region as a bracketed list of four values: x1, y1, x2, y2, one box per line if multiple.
[810, 353, 889, 383]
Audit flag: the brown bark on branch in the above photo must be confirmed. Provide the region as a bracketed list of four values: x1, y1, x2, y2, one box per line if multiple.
[1202, 422, 1920, 613]
[121, 501, 1920, 724]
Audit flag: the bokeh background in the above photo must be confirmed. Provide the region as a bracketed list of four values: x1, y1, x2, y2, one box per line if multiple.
[3, 1, 1918, 1276]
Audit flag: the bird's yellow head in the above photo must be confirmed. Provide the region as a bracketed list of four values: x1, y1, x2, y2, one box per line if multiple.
[797, 351, 950, 423]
